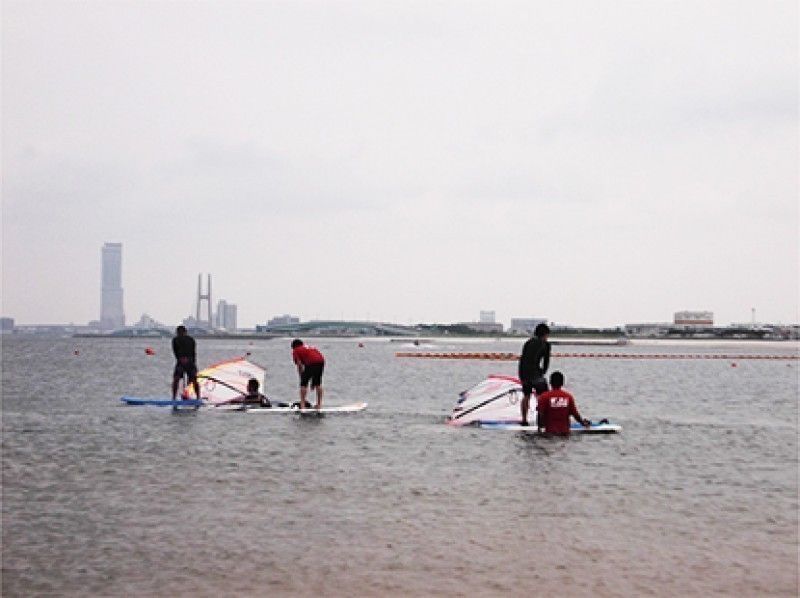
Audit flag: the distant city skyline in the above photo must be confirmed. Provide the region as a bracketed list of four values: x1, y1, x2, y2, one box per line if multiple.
[2, 2, 797, 329]
[1, 239, 795, 330]
[1, 240, 797, 330]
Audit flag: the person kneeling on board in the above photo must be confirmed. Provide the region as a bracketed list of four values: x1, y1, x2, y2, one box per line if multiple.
[536, 371, 590, 434]
[219, 378, 282, 408]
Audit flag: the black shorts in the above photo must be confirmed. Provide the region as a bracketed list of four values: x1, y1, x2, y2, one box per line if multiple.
[173, 361, 198, 381]
[300, 362, 324, 388]
[521, 376, 548, 396]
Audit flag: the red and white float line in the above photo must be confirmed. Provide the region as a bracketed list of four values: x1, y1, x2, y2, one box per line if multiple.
[395, 351, 799, 361]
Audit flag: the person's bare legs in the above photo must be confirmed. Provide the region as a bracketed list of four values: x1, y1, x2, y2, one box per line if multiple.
[299, 385, 309, 409]
[314, 385, 324, 410]
[520, 393, 530, 426]
[191, 379, 200, 401]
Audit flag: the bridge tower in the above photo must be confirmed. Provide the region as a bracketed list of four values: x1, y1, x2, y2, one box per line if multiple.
[196, 273, 212, 329]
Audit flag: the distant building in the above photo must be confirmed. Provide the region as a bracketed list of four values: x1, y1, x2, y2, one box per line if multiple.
[624, 322, 671, 337]
[480, 310, 496, 323]
[256, 319, 418, 336]
[133, 313, 166, 330]
[182, 316, 201, 329]
[216, 300, 238, 331]
[460, 321, 504, 334]
[1, 317, 14, 333]
[268, 314, 300, 327]
[100, 243, 125, 330]
[509, 318, 547, 335]
[12, 324, 96, 336]
[674, 311, 713, 326]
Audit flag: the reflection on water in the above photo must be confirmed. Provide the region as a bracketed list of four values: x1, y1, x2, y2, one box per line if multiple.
[2, 337, 798, 596]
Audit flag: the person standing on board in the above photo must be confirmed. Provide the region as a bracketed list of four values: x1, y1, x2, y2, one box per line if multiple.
[291, 339, 325, 410]
[171, 325, 201, 401]
[536, 371, 590, 434]
[518, 322, 551, 426]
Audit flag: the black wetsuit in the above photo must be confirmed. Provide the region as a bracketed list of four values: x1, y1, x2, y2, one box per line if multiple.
[240, 393, 290, 408]
[172, 335, 197, 379]
[242, 392, 272, 407]
[518, 336, 551, 395]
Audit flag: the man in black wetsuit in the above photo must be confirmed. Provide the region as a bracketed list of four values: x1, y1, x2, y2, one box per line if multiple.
[171, 325, 201, 401]
[518, 322, 551, 426]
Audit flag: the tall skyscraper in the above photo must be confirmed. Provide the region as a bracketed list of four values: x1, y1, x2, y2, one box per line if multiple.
[100, 243, 125, 330]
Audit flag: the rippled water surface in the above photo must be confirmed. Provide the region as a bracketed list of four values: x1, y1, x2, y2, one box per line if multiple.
[2, 336, 798, 596]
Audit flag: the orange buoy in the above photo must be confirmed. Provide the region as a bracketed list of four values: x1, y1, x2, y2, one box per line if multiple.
[144, 347, 155, 355]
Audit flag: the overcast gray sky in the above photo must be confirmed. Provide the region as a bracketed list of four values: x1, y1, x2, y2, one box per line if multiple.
[3, 0, 797, 328]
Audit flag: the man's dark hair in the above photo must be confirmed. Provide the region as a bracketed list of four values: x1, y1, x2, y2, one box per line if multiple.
[291, 339, 303, 349]
[549, 371, 564, 388]
[176, 325, 187, 335]
[534, 323, 550, 338]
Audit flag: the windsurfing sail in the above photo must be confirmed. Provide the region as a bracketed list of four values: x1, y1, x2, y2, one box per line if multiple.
[182, 356, 267, 405]
[448, 375, 525, 426]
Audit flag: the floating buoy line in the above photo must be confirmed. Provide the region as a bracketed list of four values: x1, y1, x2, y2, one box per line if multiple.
[395, 351, 799, 361]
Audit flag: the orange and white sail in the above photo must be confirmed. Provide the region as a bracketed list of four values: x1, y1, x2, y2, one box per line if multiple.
[183, 356, 267, 405]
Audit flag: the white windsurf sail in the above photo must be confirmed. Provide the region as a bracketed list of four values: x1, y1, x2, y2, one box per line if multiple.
[448, 375, 525, 426]
[183, 356, 267, 405]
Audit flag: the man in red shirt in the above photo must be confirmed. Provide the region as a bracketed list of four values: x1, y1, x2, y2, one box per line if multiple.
[291, 339, 325, 409]
[536, 371, 590, 434]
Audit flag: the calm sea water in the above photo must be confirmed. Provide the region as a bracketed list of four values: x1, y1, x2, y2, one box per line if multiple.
[2, 336, 798, 597]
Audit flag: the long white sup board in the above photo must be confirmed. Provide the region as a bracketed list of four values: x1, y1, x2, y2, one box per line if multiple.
[211, 401, 368, 415]
[120, 397, 367, 414]
[478, 421, 621, 434]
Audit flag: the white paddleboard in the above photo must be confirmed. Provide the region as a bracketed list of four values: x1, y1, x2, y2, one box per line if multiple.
[478, 421, 621, 434]
[211, 401, 368, 414]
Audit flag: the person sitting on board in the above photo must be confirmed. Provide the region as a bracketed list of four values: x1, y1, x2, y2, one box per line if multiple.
[218, 378, 278, 408]
[518, 323, 551, 426]
[535, 371, 590, 434]
[171, 325, 201, 401]
[291, 339, 325, 410]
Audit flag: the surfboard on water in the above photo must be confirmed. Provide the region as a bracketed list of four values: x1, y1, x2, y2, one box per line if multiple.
[120, 397, 204, 407]
[478, 421, 622, 434]
[211, 401, 368, 414]
[118, 397, 367, 414]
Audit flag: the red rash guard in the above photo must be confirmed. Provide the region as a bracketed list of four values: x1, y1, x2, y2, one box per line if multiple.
[292, 345, 325, 366]
[536, 388, 582, 434]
